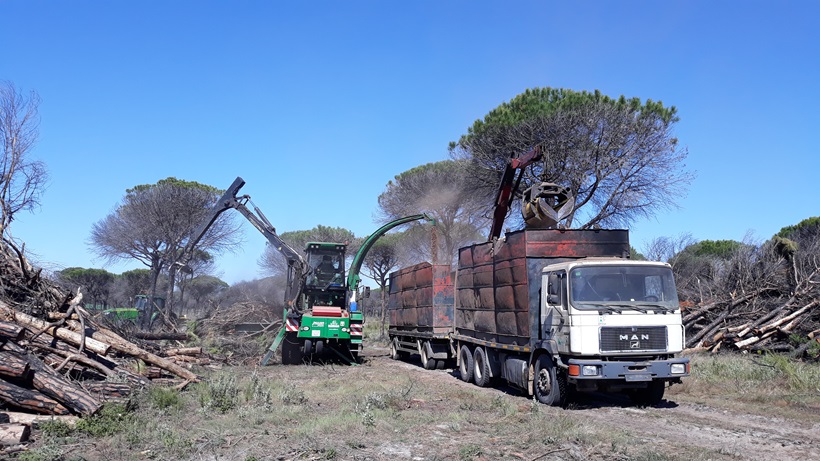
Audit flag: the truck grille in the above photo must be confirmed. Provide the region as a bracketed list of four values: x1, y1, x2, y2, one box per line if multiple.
[599, 326, 667, 352]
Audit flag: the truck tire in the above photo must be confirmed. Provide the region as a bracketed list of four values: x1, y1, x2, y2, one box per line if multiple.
[473, 347, 492, 387]
[458, 345, 474, 383]
[419, 341, 436, 370]
[630, 380, 665, 406]
[534, 355, 566, 406]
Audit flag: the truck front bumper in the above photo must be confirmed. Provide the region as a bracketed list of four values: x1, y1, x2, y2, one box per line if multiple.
[566, 358, 690, 381]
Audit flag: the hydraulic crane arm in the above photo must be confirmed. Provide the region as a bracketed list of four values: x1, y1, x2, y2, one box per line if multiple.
[180, 176, 307, 307]
[488, 147, 543, 241]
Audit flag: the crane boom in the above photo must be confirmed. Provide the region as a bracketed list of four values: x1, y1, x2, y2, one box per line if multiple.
[181, 176, 306, 307]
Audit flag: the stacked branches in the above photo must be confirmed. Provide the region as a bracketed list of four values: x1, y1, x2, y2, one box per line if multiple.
[673, 220, 820, 357]
[0, 237, 202, 419]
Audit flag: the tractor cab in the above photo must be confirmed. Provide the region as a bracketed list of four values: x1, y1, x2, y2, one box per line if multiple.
[304, 242, 347, 310]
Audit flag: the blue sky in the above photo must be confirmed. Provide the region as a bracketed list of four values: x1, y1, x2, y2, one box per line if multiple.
[1, 1, 818, 285]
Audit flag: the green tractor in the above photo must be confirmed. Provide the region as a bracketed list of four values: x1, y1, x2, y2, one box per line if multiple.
[101, 295, 164, 327]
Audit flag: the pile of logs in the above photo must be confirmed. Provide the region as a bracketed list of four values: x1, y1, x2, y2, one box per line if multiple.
[0, 237, 212, 449]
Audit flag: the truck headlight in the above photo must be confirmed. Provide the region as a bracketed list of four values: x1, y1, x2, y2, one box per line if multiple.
[582, 365, 599, 376]
[671, 363, 686, 374]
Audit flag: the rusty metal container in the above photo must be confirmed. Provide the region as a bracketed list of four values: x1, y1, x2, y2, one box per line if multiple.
[455, 229, 629, 346]
[388, 262, 454, 335]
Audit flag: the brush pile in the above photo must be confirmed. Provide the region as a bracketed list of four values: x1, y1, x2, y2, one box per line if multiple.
[0, 237, 204, 445]
[678, 228, 820, 357]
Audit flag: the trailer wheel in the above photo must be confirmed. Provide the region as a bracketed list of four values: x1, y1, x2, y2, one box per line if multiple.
[458, 345, 474, 383]
[390, 338, 402, 360]
[473, 347, 492, 387]
[630, 380, 665, 407]
[419, 341, 436, 370]
[534, 355, 566, 406]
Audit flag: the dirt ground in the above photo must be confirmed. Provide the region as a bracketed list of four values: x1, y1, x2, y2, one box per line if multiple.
[351, 347, 820, 461]
[27, 344, 820, 461]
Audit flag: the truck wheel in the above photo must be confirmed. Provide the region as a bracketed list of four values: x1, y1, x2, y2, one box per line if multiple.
[419, 341, 436, 370]
[458, 345, 474, 383]
[281, 333, 303, 365]
[630, 380, 665, 406]
[534, 355, 566, 406]
[390, 338, 402, 360]
[473, 347, 492, 387]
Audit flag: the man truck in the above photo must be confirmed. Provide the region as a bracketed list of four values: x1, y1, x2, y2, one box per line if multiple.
[387, 148, 689, 405]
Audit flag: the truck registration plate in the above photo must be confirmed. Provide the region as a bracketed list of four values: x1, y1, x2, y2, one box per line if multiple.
[624, 373, 652, 382]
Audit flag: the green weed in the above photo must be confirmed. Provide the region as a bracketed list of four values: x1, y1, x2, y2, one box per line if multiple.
[75, 403, 132, 437]
[458, 444, 483, 460]
[198, 372, 240, 413]
[148, 385, 183, 410]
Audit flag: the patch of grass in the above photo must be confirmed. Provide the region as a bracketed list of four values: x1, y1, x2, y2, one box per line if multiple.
[14, 444, 64, 461]
[458, 444, 483, 460]
[197, 372, 241, 413]
[278, 383, 308, 405]
[147, 385, 183, 410]
[681, 353, 820, 404]
[37, 419, 74, 439]
[362, 319, 388, 344]
[76, 403, 132, 437]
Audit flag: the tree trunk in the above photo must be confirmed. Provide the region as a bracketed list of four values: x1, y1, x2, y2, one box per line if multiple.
[0, 379, 70, 415]
[0, 352, 30, 380]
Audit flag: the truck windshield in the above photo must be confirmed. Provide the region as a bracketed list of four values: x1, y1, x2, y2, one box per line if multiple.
[306, 251, 345, 288]
[569, 265, 678, 311]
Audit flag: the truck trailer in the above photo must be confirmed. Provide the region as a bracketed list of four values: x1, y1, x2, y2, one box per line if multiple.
[388, 228, 690, 406]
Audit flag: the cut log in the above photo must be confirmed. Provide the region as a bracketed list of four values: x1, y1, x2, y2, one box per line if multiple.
[65, 326, 199, 382]
[29, 369, 101, 416]
[0, 352, 30, 379]
[134, 332, 190, 341]
[0, 322, 24, 341]
[0, 303, 110, 356]
[82, 382, 133, 401]
[0, 424, 30, 445]
[164, 347, 202, 357]
[0, 411, 79, 426]
[0, 341, 101, 415]
[0, 379, 69, 415]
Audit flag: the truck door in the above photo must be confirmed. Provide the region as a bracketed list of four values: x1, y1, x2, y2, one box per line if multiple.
[542, 271, 569, 351]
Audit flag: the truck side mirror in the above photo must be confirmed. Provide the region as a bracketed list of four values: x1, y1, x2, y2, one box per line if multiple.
[547, 273, 560, 305]
[363, 287, 371, 299]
